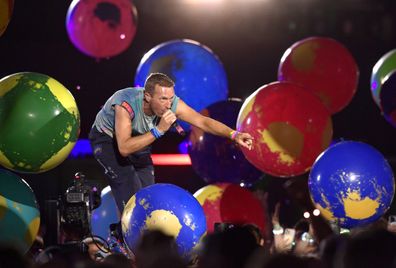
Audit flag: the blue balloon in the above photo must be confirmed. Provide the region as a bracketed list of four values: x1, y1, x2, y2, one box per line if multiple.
[121, 183, 206, 259]
[0, 169, 40, 254]
[134, 39, 228, 131]
[188, 99, 262, 184]
[308, 141, 395, 229]
[91, 186, 120, 239]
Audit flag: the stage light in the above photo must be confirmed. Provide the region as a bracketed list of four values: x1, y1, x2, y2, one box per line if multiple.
[184, 0, 224, 4]
[151, 154, 192, 166]
[70, 139, 192, 165]
[313, 209, 320, 216]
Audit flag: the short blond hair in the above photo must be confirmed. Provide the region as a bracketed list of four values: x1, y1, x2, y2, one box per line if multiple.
[144, 73, 175, 94]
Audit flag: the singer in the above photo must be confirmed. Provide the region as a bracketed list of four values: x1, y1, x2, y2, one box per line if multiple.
[89, 73, 253, 214]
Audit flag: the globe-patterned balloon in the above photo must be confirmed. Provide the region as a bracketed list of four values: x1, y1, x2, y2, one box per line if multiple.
[308, 141, 395, 229]
[371, 49, 396, 109]
[0, 72, 80, 173]
[66, 0, 138, 59]
[193, 183, 267, 234]
[237, 81, 333, 177]
[91, 186, 120, 240]
[278, 37, 359, 114]
[188, 99, 262, 184]
[379, 70, 396, 127]
[0, 0, 13, 37]
[0, 169, 40, 253]
[134, 39, 228, 130]
[121, 183, 206, 259]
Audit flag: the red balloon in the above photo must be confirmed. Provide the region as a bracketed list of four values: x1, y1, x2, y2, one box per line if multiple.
[237, 81, 333, 177]
[278, 37, 359, 114]
[194, 183, 267, 234]
[66, 0, 137, 59]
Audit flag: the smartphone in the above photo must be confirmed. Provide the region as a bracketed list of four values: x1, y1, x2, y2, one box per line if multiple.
[283, 228, 296, 243]
[388, 215, 396, 225]
[214, 222, 235, 233]
[301, 232, 315, 244]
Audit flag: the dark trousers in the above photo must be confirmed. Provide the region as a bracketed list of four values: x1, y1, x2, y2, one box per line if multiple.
[89, 127, 155, 213]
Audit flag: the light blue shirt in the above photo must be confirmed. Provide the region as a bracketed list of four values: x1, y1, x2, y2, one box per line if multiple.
[93, 87, 179, 138]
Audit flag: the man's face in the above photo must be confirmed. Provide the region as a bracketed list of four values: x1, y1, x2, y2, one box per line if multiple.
[148, 84, 175, 116]
[88, 243, 104, 261]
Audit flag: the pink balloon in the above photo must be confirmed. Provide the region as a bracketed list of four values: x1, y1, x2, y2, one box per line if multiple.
[66, 0, 137, 59]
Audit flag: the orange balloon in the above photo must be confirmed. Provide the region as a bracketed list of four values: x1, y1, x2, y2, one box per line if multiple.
[0, 0, 14, 37]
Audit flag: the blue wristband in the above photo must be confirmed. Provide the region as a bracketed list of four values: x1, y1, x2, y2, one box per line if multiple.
[150, 127, 163, 139]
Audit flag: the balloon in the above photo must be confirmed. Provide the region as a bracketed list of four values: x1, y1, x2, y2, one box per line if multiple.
[309, 141, 395, 229]
[91, 186, 120, 239]
[193, 183, 267, 234]
[66, 0, 137, 59]
[188, 99, 262, 184]
[0, 169, 40, 253]
[380, 70, 396, 127]
[371, 49, 396, 108]
[278, 37, 359, 114]
[121, 183, 206, 260]
[0, 0, 13, 37]
[0, 72, 80, 173]
[237, 81, 332, 177]
[134, 39, 228, 131]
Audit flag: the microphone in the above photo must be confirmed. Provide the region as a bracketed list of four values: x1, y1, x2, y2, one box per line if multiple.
[172, 120, 185, 136]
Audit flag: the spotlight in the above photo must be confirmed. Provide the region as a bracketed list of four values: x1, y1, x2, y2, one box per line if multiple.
[313, 209, 320, 216]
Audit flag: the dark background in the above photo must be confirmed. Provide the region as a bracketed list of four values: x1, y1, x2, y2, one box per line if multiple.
[1, 0, 396, 221]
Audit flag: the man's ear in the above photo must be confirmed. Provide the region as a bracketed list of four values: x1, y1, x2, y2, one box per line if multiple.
[144, 91, 151, 102]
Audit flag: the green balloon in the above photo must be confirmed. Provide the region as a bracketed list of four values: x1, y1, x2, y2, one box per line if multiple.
[0, 72, 80, 173]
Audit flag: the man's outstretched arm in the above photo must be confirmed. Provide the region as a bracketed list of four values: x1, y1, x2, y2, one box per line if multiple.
[176, 99, 253, 150]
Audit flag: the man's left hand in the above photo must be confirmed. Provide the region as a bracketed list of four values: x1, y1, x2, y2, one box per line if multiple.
[235, 132, 253, 150]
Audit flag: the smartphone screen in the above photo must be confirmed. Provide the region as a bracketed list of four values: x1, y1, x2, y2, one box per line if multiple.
[283, 228, 296, 244]
[388, 215, 396, 225]
[273, 228, 296, 251]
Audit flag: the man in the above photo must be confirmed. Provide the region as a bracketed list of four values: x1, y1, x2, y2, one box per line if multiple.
[89, 72, 253, 214]
[82, 237, 110, 262]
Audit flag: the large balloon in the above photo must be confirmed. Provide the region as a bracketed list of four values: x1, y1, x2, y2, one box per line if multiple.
[308, 141, 395, 229]
[237, 81, 332, 177]
[121, 183, 206, 259]
[278, 37, 359, 114]
[371, 49, 396, 108]
[91, 186, 120, 240]
[0, 0, 13, 37]
[0, 169, 40, 253]
[193, 183, 267, 234]
[134, 39, 228, 130]
[0, 72, 80, 173]
[188, 99, 262, 184]
[380, 70, 396, 127]
[66, 0, 137, 59]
